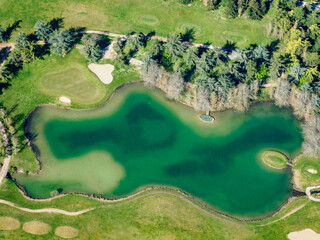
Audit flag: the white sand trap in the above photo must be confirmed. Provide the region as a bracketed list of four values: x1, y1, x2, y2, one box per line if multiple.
[0, 217, 20, 230]
[288, 229, 320, 240]
[88, 63, 114, 84]
[55, 226, 79, 239]
[59, 96, 71, 104]
[23, 221, 51, 235]
[307, 169, 318, 174]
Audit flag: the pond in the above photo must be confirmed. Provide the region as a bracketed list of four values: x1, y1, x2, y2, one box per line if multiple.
[15, 84, 303, 217]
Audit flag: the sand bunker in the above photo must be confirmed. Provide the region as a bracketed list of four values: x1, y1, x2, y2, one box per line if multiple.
[307, 168, 318, 174]
[23, 221, 51, 235]
[55, 226, 79, 239]
[288, 229, 320, 240]
[59, 96, 71, 104]
[88, 63, 114, 84]
[0, 217, 20, 230]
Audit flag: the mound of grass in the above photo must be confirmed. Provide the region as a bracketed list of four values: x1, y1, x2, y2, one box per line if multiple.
[0, 0, 273, 47]
[0, 217, 20, 230]
[293, 156, 320, 191]
[261, 150, 288, 169]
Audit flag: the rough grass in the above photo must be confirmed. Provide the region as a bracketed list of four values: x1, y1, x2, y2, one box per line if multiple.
[0, 0, 274, 47]
[22, 221, 51, 235]
[0, 217, 20, 230]
[293, 155, 320, 191]
[261, 150, 288, 169]
[55, 226, 78, 239]
[1, 178, 320, 239]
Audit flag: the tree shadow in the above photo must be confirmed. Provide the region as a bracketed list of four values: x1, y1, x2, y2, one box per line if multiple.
[222, 40, 237, 54]
[34, 44, 50, 59]
[0, 46, 12, 65]
[97, 35, 111, 49]
[69, 26, 87, 45]
[146, 31, 156, 39]
[267, 39, 280, 54]
[181, 27, 196, 42]
[2, 20, 22, 41]
[48, 17, 64, 31]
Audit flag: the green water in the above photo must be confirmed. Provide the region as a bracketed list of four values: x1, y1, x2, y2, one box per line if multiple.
[16, 85, 303, 217]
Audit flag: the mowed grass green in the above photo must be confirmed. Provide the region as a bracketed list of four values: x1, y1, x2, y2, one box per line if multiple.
[0, 178, 319, 240]
[261, 150, 288, 169]
[0, 49, 140, 173]
[0, 0, 274, 47]
[40, 67, 105, 105]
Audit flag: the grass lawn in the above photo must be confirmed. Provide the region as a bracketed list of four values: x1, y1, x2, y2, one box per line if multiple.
[261, 150, 288, 169]
[0, 0, 274, 47]
[0, 49, 140, 173]
[0, 178, 320, 239]
[293, 155, 320, 191]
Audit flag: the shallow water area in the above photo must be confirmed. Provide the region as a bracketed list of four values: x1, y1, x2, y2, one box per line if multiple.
[15, 84, 303, 217]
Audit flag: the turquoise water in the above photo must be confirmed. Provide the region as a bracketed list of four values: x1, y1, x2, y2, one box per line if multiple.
[16, 86, 303, 217]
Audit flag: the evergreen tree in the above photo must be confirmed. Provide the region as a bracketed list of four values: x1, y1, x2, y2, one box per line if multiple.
[225, 0, 238, 18]
[247, 0, 263, 20]
[34, 20, 52, 41]
[0, 25, 4, 42]
[81, 34, 102, 62]
[49, 30, 73, 57]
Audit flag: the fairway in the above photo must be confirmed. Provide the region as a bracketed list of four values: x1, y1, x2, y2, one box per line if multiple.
[0, 0, 274, 47]
[41, 67, 105, 105]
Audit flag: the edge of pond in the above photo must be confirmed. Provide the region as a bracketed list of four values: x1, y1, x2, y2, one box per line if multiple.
[13, 81, 305, 222]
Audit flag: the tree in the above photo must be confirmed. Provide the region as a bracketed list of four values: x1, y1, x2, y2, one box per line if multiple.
[167, 75, 185, 100]
[247, 0, 263, 20]
[49, 30, 73, 57]
[252, 45, 270, 64]
[124, 34, 145, 56]
[149, 40, 163, 60]
[208, 0, 221, 10]
[34, 20, 52, 41]
[228, 83, 250, 112]
[289, 88, 312, 119]
[15, 32, 29, 49]
[81, 34, 102, 62]
[143, 60, 161, 88]
[165, 34, 185, 60]
[302, 115, 320, 157]
[195, 86, 210, 112]
[288, 63, 306, 84]
[274, 78, 291, 107]
[225, 0, 238, 18]
[269, 56, 285, 80]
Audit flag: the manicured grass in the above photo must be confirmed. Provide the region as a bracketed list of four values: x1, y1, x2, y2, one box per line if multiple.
[40, 67, 105, 105]
[261, 150, 288, 169]
[293, 155, 320, 191]
[0, 178, 320, 239]
[0, 49, 140, 173]
[0, 0, 274, 47]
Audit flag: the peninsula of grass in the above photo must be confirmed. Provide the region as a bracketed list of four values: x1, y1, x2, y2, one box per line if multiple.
[200, 114, 214, 123]
[293, 155, 320, 191]
[261, 150, 288, 169]
[0, 0, 274, 47]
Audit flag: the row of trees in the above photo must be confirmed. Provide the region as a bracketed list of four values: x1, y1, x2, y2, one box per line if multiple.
[0, 108, 19, 157]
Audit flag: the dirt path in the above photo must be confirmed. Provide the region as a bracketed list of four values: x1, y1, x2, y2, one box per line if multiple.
[0, 199, 94, 216]
[0, 121, 11, 186]
[259, 204, 305, 226]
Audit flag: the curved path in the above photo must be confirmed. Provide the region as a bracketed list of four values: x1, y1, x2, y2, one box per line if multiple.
[0, 199, 94, 216]
[306, 185, 320, 202]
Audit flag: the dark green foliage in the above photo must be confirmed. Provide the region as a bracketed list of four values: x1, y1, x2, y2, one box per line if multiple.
[34, 20, 52, 40]
[15, 32, 28, 49]
[208, 0, 221, 10]
[165, 33, 185, 60]
[0, 25, 4, 42]
[225, 0, 238, 18]
[81, 34, 102, 62]
[49, 30, 73, 57]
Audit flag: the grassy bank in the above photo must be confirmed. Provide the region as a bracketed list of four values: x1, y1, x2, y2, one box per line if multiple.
[0, 0, 273, 47]
[0, 178, 319, 239]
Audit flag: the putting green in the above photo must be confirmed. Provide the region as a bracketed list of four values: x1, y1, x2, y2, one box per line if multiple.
[40, 67, 105, 105]
[177, 23, 202, 37]
[261, 150, 288, 169]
